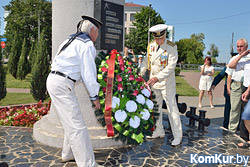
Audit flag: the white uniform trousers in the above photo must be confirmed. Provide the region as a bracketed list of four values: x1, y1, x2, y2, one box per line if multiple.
[46, 74, 95, 167]
[153, 89, 183, 140]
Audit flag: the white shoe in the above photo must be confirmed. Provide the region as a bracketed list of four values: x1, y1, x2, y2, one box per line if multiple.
[147, 129, 165, 139]
[171, 137, 182, 146]
[61, 157, 75, 163]
[210, 105, 214, 109]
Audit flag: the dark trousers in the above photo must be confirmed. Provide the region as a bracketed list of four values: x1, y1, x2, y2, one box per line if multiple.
[239, 120, 249, 141]
[223, 94, 231, 129]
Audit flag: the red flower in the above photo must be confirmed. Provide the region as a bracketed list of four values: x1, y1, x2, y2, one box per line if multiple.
[136, 76, 144, 82]
[117, 75, 122, 82]
[104, 78, 107, 82]
[111, 49, 118, 55]
[103, 87, 106, 93]
[101, 67, 108, 72]
[120, 65, 125, 71]
[129, 75, 135, 81]
[127, 67, 132, 73]
[140, 86, 144, 90]
[132, 90, 139, 96]
[118, 56, 123, 61]
[128, 62, 132, 65]
[118, 83, 123, 91]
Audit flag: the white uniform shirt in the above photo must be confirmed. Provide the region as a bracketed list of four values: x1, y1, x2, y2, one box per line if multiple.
[51, 38, 100, 97]
[225, 54, 245, 82]
[235, 54, 250, 87]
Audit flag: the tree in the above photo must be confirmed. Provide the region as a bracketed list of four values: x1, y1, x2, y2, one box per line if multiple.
[17, 38, 30, 80]
[30, 30, 50, 101]
[7, 32, 21, 78]
[207, 44, 219, 57]
[125, 6, 165, 54]
[28, 41, 35, 73]
[176, 33, 205, 64]
[0, 47, 7, 100]
[4, 0, 52, 61]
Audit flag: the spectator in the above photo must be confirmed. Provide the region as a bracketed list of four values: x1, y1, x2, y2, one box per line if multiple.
[198, 56, 215, 108]
[226, 38, 248, 133]
[211, 66, 230, 129]
[124, 47, 137, 63]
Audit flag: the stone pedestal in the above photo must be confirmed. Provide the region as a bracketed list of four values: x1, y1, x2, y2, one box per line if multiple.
[33, 0, 125, 149]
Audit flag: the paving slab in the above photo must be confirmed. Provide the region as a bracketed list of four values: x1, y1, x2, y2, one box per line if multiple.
[0, 115, 249, 167]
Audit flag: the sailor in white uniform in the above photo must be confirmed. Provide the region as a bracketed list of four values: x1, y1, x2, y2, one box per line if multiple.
[140, 24, 182, 146]
[46, 16, 103, 167]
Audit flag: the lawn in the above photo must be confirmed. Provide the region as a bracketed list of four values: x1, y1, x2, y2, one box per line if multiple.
[0, 92, 37, 106]
[176, 75, 199, 96]
[6, 73, 31, 88]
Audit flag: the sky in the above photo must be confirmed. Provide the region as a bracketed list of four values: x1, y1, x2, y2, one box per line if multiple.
[1, 0, 250, 63]
[128, 0, 250, 63]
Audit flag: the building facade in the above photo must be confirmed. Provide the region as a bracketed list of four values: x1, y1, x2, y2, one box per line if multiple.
[124, 2, 144, 34]
[124, 2, 174, 42]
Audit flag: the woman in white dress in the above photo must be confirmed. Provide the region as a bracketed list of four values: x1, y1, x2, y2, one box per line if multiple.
[198, 57, 215, 108]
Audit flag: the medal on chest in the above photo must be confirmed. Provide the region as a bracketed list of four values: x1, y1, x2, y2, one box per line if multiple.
[160, 50, 168, 68]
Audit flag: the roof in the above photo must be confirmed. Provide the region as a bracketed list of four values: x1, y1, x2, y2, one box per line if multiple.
[125, 2, 145, 7]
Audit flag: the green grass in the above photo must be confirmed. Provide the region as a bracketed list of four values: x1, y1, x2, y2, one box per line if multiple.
[0, 92, 37, 106]
[176, 76, 199, 96]
[6, 73, 32, 88]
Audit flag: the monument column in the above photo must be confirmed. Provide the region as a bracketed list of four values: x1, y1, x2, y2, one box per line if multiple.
[33, 0, 125, 149]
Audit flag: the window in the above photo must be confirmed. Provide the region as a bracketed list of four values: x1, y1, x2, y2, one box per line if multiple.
[130, 13, 135, 22]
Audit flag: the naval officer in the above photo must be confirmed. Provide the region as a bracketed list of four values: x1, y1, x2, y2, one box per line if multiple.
[140, 24, 182, 146]
[46, 16, 103, 167]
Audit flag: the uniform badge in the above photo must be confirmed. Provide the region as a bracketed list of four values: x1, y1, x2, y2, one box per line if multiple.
[160, 50, 168, 68]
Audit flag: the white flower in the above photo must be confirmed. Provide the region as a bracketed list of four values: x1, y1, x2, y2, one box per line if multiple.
[136, 94, 145, 105]
[129, 116, 140, 128]
[114, 110, 127, 122]
[142, 88, 150, 98]
[140, 109, 150, 120]
[112, 96, 120, 109]
[126, 100, 137, 112]
[146, 99, 154, 110]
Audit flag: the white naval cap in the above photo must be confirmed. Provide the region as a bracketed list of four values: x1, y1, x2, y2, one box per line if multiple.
[149, 24, 168, 38]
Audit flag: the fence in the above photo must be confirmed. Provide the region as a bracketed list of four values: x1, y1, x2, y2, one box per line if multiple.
[176, 63, 225, 71]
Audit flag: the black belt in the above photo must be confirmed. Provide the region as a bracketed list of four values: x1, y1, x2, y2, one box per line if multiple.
[51, 71, 76, 83]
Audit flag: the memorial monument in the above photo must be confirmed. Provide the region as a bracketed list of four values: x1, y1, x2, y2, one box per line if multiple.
[33, 0, 125, 149]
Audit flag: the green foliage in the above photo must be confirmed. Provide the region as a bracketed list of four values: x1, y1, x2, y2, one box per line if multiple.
[7, 32, 21, 78]
[207, 43, 219, 57]
[175, 67, 181, 76]
[0, 47, 7, 100]
[125, 6, 165, 54]
[17, 38, 30, 80]
[176, 33, 205, 64]
[28, 42, 35, 72]
[211, 57, 217, 64]
[30, 30, 50, 101]
[4, 0, 52, 61]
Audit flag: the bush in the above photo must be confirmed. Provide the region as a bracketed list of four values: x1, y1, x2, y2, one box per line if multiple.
[0, 47, 7, 100]
[17, 38, 30, 80]
[30, 30, 50, 101]
[175, 67, 181, 76]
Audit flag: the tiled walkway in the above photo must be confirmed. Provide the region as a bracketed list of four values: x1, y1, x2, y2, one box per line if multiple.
[1, 115, 249, 167]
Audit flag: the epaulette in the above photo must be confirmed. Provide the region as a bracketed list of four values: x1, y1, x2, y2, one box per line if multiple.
[167, 40, 176, 47]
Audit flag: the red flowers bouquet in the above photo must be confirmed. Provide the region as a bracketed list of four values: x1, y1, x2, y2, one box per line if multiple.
[95, 50, 159, 144]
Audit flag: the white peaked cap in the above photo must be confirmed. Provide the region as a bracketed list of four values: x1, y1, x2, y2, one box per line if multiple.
[149, 24, 168, 33]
